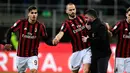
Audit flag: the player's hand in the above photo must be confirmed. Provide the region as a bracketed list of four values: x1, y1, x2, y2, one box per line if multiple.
[4, 44, 12, 51]
[108, 30, 113, 37]
[85, 24, 91, 30]
[105, 23, 110, 30]
[82, 36, 89, 42]
[105, 23, 113, 37]
[52, 38, 59, 45]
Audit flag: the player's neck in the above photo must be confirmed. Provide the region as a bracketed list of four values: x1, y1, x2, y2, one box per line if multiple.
[69, 15, 76, 20]
[28, 18, 36, 24]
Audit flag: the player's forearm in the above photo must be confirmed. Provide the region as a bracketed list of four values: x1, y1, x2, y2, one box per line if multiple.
[5, 28, 12, 44]
[107, 30, 113, 37]
[52, 31, 64, 45]
[105, 23, 113, 37]
[55, 31, 64, 41]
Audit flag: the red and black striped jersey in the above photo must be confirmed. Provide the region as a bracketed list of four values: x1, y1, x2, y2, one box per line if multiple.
[9, 19, 47, 57]
[60, 15, 90, 52]
[112, 19, 130, 58]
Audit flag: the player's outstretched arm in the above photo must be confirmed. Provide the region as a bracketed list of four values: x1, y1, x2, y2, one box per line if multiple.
[52, 31, 64, 45]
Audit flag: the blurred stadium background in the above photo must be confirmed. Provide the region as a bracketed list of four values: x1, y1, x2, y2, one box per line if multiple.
[0, 0, 129, 73]
[0, 0, 129, 42]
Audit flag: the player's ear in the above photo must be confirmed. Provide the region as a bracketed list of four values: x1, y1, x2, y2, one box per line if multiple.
[66, 9, 67, 14]
[28, 12, 29, 17]
[126, 13, 128, 17]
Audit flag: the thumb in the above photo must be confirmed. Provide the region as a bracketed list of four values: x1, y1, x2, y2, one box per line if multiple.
[82, 36, 85, 38]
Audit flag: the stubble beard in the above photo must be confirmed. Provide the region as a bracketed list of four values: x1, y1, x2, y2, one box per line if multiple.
[69, 13, 76, 19]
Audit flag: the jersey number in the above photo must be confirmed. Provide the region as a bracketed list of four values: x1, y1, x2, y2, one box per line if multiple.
[34, 60, 37, 65]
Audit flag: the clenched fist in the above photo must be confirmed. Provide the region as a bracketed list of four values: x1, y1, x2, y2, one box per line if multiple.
[4, 44, 12, 51]
[52, 38, 59, 45]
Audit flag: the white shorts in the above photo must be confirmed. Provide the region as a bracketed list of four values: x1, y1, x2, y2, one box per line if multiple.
[69, 47, 91, 70]
[16, 56, 38, 72]
[115, 57, 130, 73]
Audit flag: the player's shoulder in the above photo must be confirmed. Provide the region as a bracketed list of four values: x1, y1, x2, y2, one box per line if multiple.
[118, 19, 126, 23]
[36, 20, 41, 24]
[15, 18, 27, 23]
[63, 19, 69, 24]
[116, 19, 126, 25]
[77, 14, 87, 22]
[79, 14, 85, 17]
[78, 14, 86, 18]
[36, 20, 46, 26]
[13, 19, 25, 27]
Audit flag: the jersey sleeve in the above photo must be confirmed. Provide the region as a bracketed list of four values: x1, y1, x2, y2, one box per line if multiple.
[40, 23, 48, 37]
[80, 14, 88, 24]
[111, 21, 122, 35]
[5, 20, 21, 44]
[60, 22, 68, 32]
[11, 19, 21, 32]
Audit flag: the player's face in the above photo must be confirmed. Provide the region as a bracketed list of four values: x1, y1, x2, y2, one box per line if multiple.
[28, 9, 38, 21]
[66, 4, 76, 18]
[126, 11, 130, 23]
[85, 14, 93, 22]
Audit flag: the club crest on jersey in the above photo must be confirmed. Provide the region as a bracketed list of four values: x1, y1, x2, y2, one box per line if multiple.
[24, 27, 27, 30]
[72, 24, 74, 26]
[35, 28, 37, 32]
[125, 28, 128, 31]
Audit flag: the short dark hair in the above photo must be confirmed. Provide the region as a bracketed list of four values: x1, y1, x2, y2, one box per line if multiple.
[84, 9, 98, 18]
[126, 7, 130, 13]
[66, 3, 75, 9]
[28, 5, 37, 12]
[67, 3, 75, 6]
